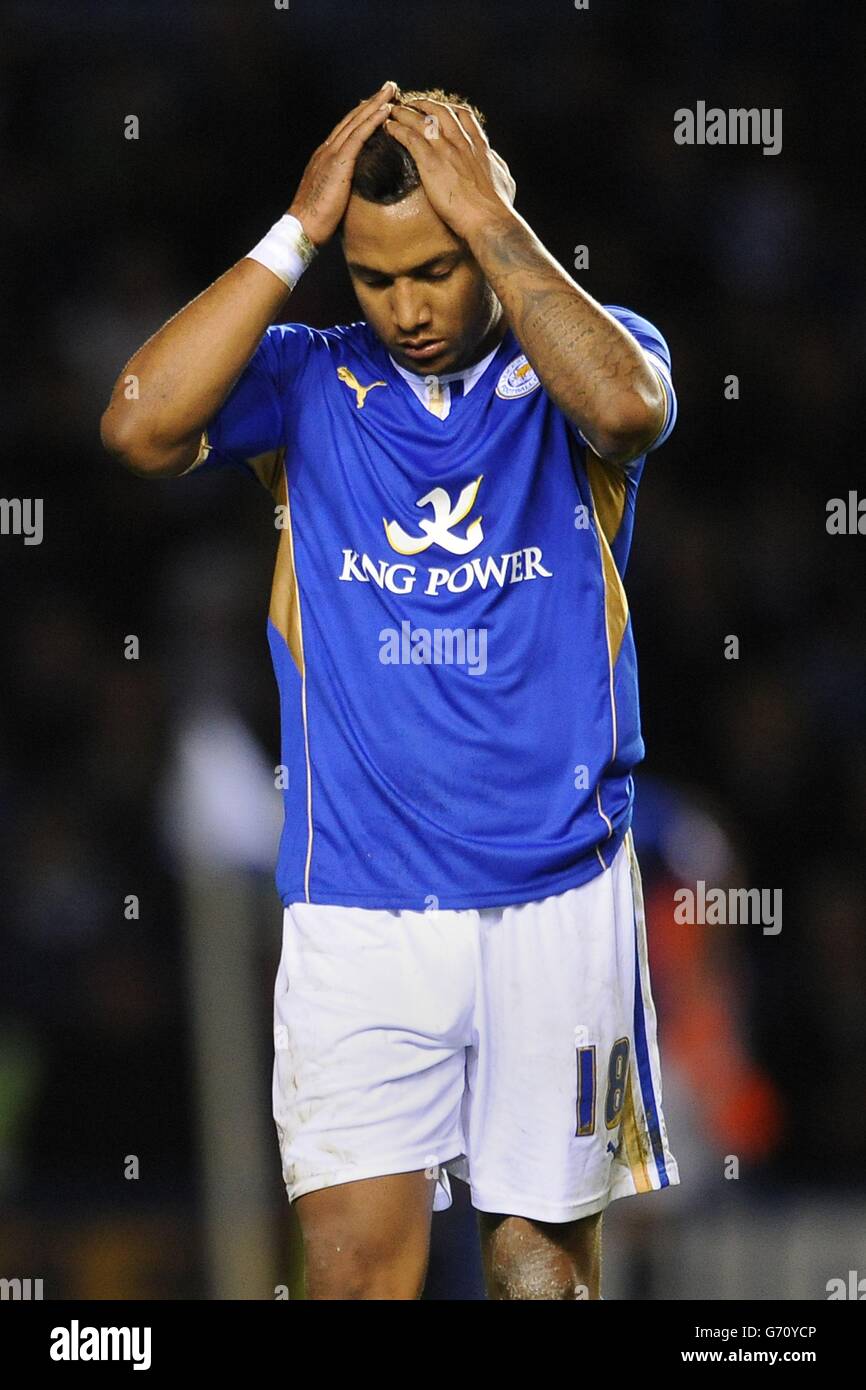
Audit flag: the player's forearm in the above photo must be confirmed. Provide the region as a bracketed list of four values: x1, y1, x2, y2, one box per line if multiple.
[464, 206, 664, 464]
[100, 258, 291, 476]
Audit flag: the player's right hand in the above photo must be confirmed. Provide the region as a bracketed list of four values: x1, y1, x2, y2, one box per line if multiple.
[287, 81, 397, 248]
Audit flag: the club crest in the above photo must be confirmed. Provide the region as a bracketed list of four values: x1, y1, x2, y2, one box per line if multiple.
[496, 355, 541, 399]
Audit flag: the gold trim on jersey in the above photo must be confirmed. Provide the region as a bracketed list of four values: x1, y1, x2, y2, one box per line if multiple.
[246, 446, 287, 496]
[266, 458, 304, 672]
[178, 429, 212, 475]
[586, 447, 629, 856]
[266, 465, 315, 902]
[586, 449, 629, 671]
[585, 448, 627, 546]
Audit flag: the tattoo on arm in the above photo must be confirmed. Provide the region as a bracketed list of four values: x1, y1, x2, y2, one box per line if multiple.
[469, 214, 661, 453]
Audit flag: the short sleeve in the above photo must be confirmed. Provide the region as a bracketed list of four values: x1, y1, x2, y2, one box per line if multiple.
[183, 323, 313, 487]
[571, 304, 678, 464]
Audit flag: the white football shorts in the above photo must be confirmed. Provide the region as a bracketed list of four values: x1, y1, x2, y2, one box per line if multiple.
[272, 829, 680, 1222]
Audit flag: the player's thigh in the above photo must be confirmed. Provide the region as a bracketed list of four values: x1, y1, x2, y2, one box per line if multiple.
[295, 1169, 436, 1299]
[274, 900, 473, 1207]
[477, 1209, 603, 1299]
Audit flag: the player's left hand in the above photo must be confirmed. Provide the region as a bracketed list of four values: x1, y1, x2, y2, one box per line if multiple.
[384, 99, 516, 241]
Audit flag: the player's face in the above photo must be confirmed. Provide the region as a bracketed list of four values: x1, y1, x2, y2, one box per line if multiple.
[341, 188, 504, 375]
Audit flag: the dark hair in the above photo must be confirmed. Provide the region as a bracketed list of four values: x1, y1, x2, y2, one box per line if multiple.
[349, 87, 487, 205]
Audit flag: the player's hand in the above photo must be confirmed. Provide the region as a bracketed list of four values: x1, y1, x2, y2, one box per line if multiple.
[383, 98, 516, 241]
[287, 81, 397, 247]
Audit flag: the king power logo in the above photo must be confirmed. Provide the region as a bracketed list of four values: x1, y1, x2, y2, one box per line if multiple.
[340, 476, 553, 597]
[384, 476, 484, 555]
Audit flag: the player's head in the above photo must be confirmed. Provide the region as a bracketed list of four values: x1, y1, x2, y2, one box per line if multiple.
[340, 87, 504, 376]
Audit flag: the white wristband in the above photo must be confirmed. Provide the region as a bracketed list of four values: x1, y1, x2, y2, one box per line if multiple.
[246, 213, 318, 290]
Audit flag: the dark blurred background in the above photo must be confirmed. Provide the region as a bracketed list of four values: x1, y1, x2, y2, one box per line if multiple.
[1, 0, 865, 1299]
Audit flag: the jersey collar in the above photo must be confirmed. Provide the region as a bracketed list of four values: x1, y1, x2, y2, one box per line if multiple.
[387, 339, 502, 397]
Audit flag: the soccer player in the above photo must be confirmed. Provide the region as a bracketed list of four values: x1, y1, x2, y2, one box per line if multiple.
[101, 80, 680, 1300]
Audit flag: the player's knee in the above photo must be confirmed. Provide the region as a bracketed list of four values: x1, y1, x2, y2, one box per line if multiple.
[294, 1172, 434, 1299]
[299, 1215, 429, 1299]
[488, 1253, 592, 1301]
[303, 1236, 426, 1299]
[483, 1214, 601, 1300]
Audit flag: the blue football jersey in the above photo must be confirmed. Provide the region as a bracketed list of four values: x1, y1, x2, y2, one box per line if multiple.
[190, 306, 677, 909]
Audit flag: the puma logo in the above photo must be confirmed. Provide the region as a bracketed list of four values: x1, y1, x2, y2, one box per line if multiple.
[337, 366, 387, 409]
